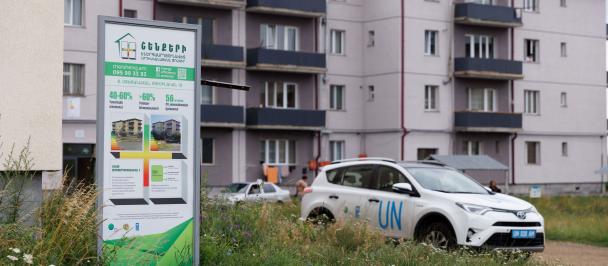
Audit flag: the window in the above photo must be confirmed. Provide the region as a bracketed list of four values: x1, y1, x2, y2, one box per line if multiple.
[560, 0, 566, 7]
[330, 85, 345, 110]
[202, 138, 214, 164]
[424, 85, 439, 111]
[526, 141, 541, 164]
[330, 30, 345, 55]
[560, 42, 567, 57]
[341, 165, 375, 189]
[123, 9, 137, 18]
[262, 184, 276, 193]
[467, 0, 492, 4]
[63, 63, 84, 96]
[523, 0, 539, 12]
[248, 184, 261, 194]
[180, 17, 215, 44]
[201, 85, 213, 104]
[262, 82, 297, 108]
[367, 85, 375, 101]
[260, 140, 296, 165]
[375, 166, 409, 192]
[417, 148, 438, 160]
[330, 141, 345, 161]
[367, 30, 375, 47]
[495, 140, 500, 154]
[560, 92, 567, 107]
[561, 142, 568, 157]
[326, 169, 343, 185]
[468, 88, 496, 112]
[261, 24, 299, 51]
[524, 90, 540, 115]
[465, 34, 494, 59]
[464, 141, 483, 155]
[64, 0, 83, 26]
[424, 30, 438, 56]
[524, 39, 539, 62]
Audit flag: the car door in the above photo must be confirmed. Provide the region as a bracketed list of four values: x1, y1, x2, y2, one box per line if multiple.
[245, 184, 262, 202]
[261, 183, 277, 202]
[333, 164, 376, 221]
[363, 165, 417, 238]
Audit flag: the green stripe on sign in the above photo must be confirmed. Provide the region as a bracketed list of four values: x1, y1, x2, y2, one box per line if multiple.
[104, 62, 195, 81]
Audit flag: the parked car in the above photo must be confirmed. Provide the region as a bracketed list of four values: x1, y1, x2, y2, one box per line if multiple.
[301, 158, 545, 251]
[218, 181, 291, 204]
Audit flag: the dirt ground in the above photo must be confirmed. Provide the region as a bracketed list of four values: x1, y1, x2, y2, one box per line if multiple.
[533, 241, 608, 266]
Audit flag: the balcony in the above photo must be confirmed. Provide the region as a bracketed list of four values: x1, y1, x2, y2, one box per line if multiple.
[202, 44, 245, 68]
[246, 108, 325, 130]
[454, 111, 522, 133]
[454, 3, 522, 28]
[157, 0, 245, 9]
[201, 104, 244, 127]
[246, 0, 326, 17]
[454, 58, 523, 80]
[247, 48, 326, 73]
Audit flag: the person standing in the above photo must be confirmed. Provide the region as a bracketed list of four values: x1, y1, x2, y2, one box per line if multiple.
[295, 175, 308, 199]
[489, 180, 502, 193]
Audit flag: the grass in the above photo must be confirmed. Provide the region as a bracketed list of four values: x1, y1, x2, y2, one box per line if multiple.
[526, 196, 608, 247]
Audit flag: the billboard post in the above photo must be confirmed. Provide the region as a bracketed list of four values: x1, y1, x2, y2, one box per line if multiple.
[96, 16, 201, 265]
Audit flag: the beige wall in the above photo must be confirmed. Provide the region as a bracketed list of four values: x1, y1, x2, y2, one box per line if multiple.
[0, 0, 63, 171]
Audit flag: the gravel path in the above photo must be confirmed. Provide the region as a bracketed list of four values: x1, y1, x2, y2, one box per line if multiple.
[533, 241, 608, 266]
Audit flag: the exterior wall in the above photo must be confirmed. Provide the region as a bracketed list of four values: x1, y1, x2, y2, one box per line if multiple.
[201, 128, 234, 186]
[453, 133, 511, 164]
[123, 0, 154, 19]
[404, 131, 452, 161]
[0, 0, 63, 171]
[155, 3, 233, 45]
[202, 68, 233, 105]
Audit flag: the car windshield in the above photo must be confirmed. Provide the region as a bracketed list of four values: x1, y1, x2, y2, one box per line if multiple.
[406, 167, 489, 194]
[225, 183, 248, 193]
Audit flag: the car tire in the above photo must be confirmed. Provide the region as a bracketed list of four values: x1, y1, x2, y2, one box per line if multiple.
[306, 208, 335, 225]
[419, 222, 456, 250]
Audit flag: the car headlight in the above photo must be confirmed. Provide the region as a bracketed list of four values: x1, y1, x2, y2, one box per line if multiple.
[456, 202, 493, 215]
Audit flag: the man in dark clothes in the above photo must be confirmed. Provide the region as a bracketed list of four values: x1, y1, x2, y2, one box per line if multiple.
[489, 180, 502, 193]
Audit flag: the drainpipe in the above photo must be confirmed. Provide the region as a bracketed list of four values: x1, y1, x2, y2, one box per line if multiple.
[399, 0, 409, 160]
[510, 0, 516, 185]
[153, 0, 157, 20]
[119, 0, 123, 16]
[314, 17, 321, 176]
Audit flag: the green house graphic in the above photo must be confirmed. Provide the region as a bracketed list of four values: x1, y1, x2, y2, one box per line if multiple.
[116, 33, 136, 60]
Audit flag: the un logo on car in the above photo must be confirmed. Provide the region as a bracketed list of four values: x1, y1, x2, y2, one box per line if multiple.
[516, 211, 526, 220]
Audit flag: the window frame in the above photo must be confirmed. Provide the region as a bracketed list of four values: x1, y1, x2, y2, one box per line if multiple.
[524, 90, 541, 115]
[367, 85, 375, 102]
[524, 39, 540, 63]
[424, 30, 439, 56]
[263, 82, 298, 109]
[465, 34, 495, 59]
[560, 92, 567, 108]
[526, 141, 541, 165]
[424, 85, 439, 112]
[467, 88, 497, 112]
[123, 9, 137, 18]
[283, 26, 300, 51]
[202, 137, 215, 165]
[329, 85, 345, 111]
[201, 85, 214, 105]
[560, 42, 567, 57]
[261, 139, 296, 165]
[330, 29, 346, 55]
[523, 0, 539, 12]
[367, 30, 375, 47]
[64, 0, 83, 26]
[464, 140, 483, 155]
[417, 148, 438, 160]
[63, 63, 85, 96]
[561, 142, 568, 157]
[329, 140, 345, 161]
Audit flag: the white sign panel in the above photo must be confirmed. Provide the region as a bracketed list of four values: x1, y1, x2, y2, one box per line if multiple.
[97, 17, 200, 265]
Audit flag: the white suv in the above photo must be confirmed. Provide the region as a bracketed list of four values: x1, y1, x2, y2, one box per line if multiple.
[301, 158, 544, 251]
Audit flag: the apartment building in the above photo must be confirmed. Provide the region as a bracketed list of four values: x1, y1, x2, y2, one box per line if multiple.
[112, 118, 143, 136]
[62, 0, 606, 192]
[324, 0, 606, 193]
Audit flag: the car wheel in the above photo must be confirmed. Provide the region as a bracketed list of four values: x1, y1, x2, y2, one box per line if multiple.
[420, 222, 456, 250]
[307, 208, 335, 225]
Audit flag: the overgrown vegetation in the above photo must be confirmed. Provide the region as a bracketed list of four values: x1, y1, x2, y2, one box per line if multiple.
[527, 196, 608, 247]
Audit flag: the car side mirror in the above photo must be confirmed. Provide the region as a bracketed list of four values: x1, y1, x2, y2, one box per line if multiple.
[484, 186, 492, 192]
[393, 183, 413, 194]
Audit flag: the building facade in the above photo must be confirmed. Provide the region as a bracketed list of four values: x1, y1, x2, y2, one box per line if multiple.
[62, 0, 606, 193]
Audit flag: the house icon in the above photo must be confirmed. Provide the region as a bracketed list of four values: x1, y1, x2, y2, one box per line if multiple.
[115, 33, 136, 60]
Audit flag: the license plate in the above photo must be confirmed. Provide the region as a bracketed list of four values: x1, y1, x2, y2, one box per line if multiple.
[511, 229, 536, 239]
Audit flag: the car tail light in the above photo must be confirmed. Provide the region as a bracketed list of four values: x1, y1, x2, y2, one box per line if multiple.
[303, 187, 313, 194]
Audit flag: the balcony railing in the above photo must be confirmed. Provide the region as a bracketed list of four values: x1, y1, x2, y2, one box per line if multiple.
[202, 44, 244, 68]
[201, 104, 244, 127]
[246, 108, 325, 130]
[247, 48, 326, 73]
[157, 0, 245, 9]
[246, 0, 326, 17]
[454, 58, 523, 80]
[454, 111, 522, 133]
[454, 3, 522, 28]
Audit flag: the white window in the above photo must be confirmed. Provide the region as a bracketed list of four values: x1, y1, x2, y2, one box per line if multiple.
[367, 85, 375, 102]
[123, 9, 137, 18]
[260, 140, 296, 165]
[261, 24, 299, 51]
[367, 30, 375, 47]
[524, 39, 539, 63]
[329, 141, 345, 161]
[465, 34, 495, 59]
[560, 42, 567, 57]
[424, 85, 439, 111]
[526, 141, 541, 164]
[560, 92, 567, 107]
[63, 63, 84, 96]
[330, 85, 345, 110]
[201, 85, 213, 104]
[468, 88, 496, 112]
[524, 0, 539, 12]
[262, 82, 297, 108]
[524, 90, 540, 115]
[424, 30, 438, 56]
[560, 0, 566, 7]
[64, 0, 83, 26]
[202, 138, 214, 164]
[561, 142, 568, 157]
[330, 30, 345, 55]
[464, 141, 483, 155]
